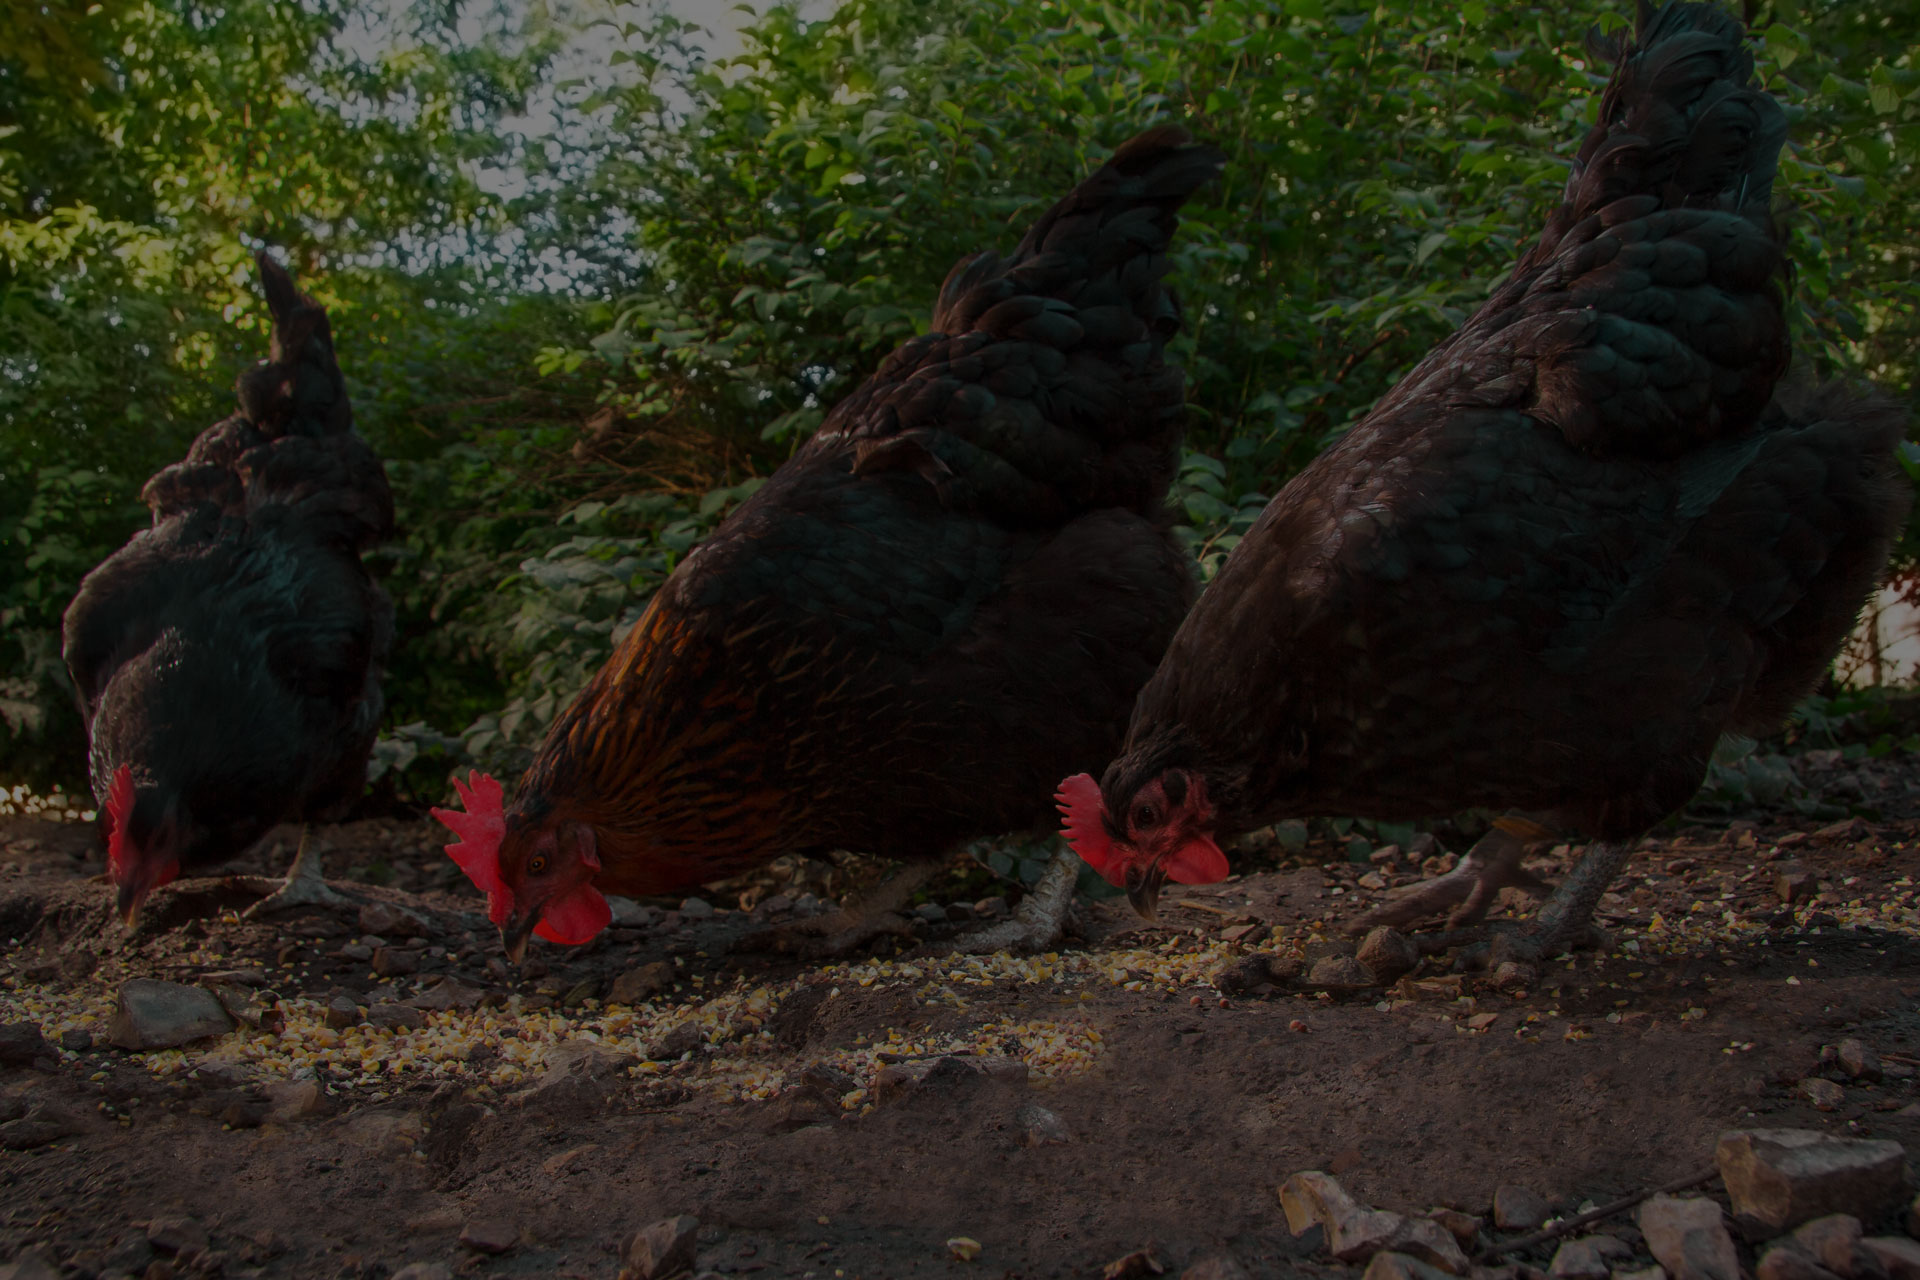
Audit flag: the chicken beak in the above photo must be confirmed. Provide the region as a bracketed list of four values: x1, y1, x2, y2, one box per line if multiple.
[1124, 863, 1168, 921]
[499, 909, 540, 967]
[116, 882, 144, 930]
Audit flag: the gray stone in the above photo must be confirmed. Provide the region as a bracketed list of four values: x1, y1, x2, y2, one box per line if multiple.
[1803, 1079, 1847, 1111]
[1279, 1171, 1468, 1273]
[650, 1022, 703, 1060]
[1550, 1240, 1613, 1280]
[1791, 1216, 1874, 1279]
[608, 961, 675, 1006]
[0, 1023, 49, 1067]
[106, 980, 232, 1051]
[1016, 1102, 1071, 1147]
[1777, 864, 1820, 904]
[1493, 1185, 1553, 1232]
[406, 978, 484, 1012]
[1838, 1041, 1884, 1083]
[1309, 954, 1375, 987]
[1638, 1194, 1738, 1280]
[1357, 927, 1420, 983]
[1758, 1243, 1843, 1280]
[1717, 1129, 1910, 1233]
[324, 996, 362, 1030]
[0, 1108, 78, 1149]
[1492, 962, 1537, 992]
[1613, 1269, 1667, 1280]
[368, 1003, 427, 1032]
[262, 1079, 327, 1123]
[0, 1249, 59, 1280]
[146, 1217, 208, 1256]
[1428, 1210, 1482, 1249]
[358, 901, 428, 938]
[1367, 1253, 1458, 1280]
[678, 897, 714, 918]
[913, 902, 947, 922]
[625, 1215, 699, 1279]
[371, 947, 419, 978]
[1863, 1240, 1920, 1280]
[458, 1218, 516, 1255]
[389, 1266, 453, 1280]
[1910, 1193, 1920, 1240]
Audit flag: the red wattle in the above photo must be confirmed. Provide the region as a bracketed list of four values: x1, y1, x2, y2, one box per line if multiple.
[535, 882, 612, 945]
[1164, 834, 1230, 885]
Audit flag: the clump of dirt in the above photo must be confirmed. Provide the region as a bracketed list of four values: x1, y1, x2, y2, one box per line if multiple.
[0, 752, 1918, 1277]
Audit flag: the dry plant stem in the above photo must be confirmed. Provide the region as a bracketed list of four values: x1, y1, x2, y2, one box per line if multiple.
[1483, 1167, 1718, 1259]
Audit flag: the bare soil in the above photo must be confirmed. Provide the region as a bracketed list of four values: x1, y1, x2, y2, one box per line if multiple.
[1, 746, 1919, 1279]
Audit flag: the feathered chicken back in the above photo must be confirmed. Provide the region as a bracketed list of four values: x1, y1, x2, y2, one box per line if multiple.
[142, 253, 393, 553]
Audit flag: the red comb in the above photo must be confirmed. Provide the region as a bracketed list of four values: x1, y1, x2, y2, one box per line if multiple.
[1056, 773, 1125, 887]
[431, 771, 511, 926]
[105, 764, 136, 879]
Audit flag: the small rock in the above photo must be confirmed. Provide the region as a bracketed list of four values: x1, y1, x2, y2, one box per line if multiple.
[1279, 1171, 1468, 1273]
[0, 1023, 49, 1067]
[1614, 1269, 1667, 1280]
[1396, 975, 1467, 1002]
[1181, 1258, 1252, 1280]
[146, 1218, 209, 1256]
[541, 1144, 600, 1177]
[1103, 1249, 1167, 1279]
[1358, 872, 1389, 891]
[679, 897, 714, 918]
[406, 979, 485, 1012]
[974, 896, 1008, 919]
[0, 1248, 59, 1280]
[1910, 1192, 1920, 1239]
[1863, 1239, 1920, 1280]
[1638, 1194, 1738, 1280]
[1551, 1240, 1613, 1280]
[1717, 1129, 1911, 1232]
[339, 943, 374, 962]
[321, 997, 361, 1030]
[1492, 962, 1537, 992]
[947, 1237, 983, 1262]
[1791, 1215, 1872, 1278]
[368, 1003, 427, 1032]
[0, 1109, 78, 1149]
[1309, 955, 1375, 988]
[57, 1028, 91, 1053]
[1838, 1041, 1884, 1083]
[1015, 1102, 1071, 1147]
[1777, 864, 1820, 904]
[625, 1215, 699, 1278]
[372, 947, 419, 978]
[458, 1218, 516, 1255]
[1367, 1253, 1461, 1280]
[389, 1266, 453, 1280]
[1428, 1209, 1482, 1249]
[650, 1022, 703, 1061]
[261, 1079, 327, 1123]
[1357, 927, 1419, 984]
[1803, 1079, 1847, 1111]
[608, 961, 676, 1006]
[1494, 1186, 1553, 1232]
[358, 901, 428, 938]
[102, 1232, 156, 1275]
[106, 980, 232, 1051]
[1757, 1243, 1843, 1280]
[913, 902, 947, 922]
[1371, 845, 1404, 865]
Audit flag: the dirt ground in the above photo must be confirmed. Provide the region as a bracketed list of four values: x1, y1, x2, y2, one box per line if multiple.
[2, 743, 1920, 1279]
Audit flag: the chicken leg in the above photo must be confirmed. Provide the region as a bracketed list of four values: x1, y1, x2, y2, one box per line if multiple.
[744, 858, 945, 957]
[242, 827, 357, 915]
[1347, 816, 1554, 935]
[1484, 839, 1635, 964]
[949, 844, 1079, 955]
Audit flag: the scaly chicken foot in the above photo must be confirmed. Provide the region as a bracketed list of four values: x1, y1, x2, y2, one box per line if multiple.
[946, 844, 1079, 955]
[744, 857, 945, 958]
[241, 828, 358, 915]
[1480, 839, 1635, 964]
[1345, 821, 1550, 935]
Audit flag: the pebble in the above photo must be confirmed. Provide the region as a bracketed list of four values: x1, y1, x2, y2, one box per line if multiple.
[1550, 1240, 1613, 1280]
[1279, 1171, 1468, 1273]
[651, 1022, 704, 1061]
[406, 978, 485, 1013]
[0, 1248, 59, 1280]
[1837, 1041, 1883, 1083]
[0, 1022, 50, 1067]
[1493, 1185, 1553, 1232]
[1790, 1215, 1873, 1279]
[1910, 1193, 1920, 1240]
[389, 1266, 453, 1280]
[1716, 1130, 1910, 1232]
[1015, 1102, 1072, 1147]
[0, 1108, 80, 1149]
[1776, 864, 1819, 904]
[57, 1029, 91, 1053]
[368, 1003, 427, 1031]
[1308, 955, 1374, 988]
[1492, 962, 1537, 992]
[1182, 1258, 1252, 1280]
[324, 997, 363, 1030]
[262, 1080, 326, 1123]
[625, 1215, 699, 1278]
[1638, 1194, 1738, 1280]
[913, 902, 947, 922]
[1427, 1210, 1482, 1249]
[608, 961, 676, 1006]
[1613, 1269, 1666, 1280]
[680, 897, 715, 918]
[1758, 1244, 1844, 1280]
[372, 947, 419, 978]
[359, 901, 429, 938]
[1102, 1249, 1166, 1279]
[106, 980, 233, 1051]
[339, 944, 374, 963]
[1356, 927, 1419, 983]
[458, 1218, 517, 1255]
[1862, 1239, 1920, 1280]
[1802, 1079, 1846, 1111]
[1366, 1254, 1461, 1280]
[947, 1238, 983, 1262]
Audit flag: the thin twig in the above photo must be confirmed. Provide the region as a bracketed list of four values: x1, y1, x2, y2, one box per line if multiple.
[1483, 1167, 1719, 1259]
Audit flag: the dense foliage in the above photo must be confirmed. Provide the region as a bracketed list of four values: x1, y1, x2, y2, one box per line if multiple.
[4, 0, 1917, 802]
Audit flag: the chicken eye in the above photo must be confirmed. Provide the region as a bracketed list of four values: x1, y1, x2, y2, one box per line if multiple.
[1132, 803, 1161, 828]
[528, 855, 548, 875]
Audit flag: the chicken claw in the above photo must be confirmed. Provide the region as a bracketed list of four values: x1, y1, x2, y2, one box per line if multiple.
[945, 845, 1079, 955]
[741, 859, 944, 958]
[242, 828, 359, 916]
[1346, 822, 1549, 935]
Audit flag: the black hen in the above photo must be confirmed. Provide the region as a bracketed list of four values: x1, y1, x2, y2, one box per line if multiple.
[1063, 5, 1910, 961]
[433, 128, 1222, 959]
[64, 253, 394, 923]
